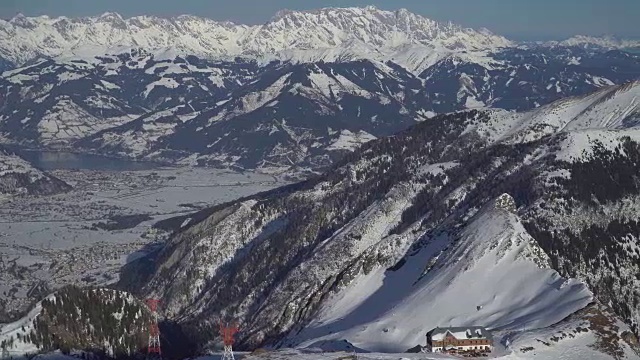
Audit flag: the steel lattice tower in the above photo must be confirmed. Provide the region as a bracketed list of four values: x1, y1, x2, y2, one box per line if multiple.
[146, 299, 162, 359]
[219, 321, 239, 360]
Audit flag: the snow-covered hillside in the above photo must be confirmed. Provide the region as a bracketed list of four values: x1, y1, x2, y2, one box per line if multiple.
[290, 194, 592, 352]
[0, 287, 151, 357]
[0, 50, 268, 147]
[1, 46, 636, 174]
[0, 7, 511, 72]
[0, 295, 51, 355]
[418, 47, 640, 113]
[80, 59, 423, 171]
[115, 82, 640, 357]
[468, 80, 640, 146]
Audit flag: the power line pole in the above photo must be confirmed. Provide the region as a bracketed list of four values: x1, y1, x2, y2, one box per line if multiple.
[219, 320, 239, 360]
[146, 299, 162, 360]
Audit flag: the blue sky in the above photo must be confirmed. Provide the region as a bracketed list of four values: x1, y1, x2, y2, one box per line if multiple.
[1, 0, 638, 40]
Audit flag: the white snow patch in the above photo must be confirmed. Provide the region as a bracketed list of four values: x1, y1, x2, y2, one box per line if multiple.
[326, 130, 377, 152]
[143, 77, 180, 98]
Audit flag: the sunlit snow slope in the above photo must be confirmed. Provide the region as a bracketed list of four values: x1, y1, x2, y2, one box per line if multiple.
[109, 81, 640, 356]
[288, 194, 592, 352]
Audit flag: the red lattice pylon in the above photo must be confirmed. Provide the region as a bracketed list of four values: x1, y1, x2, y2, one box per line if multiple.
[146, 299, 162, 357]
[220, 321, 239, 360]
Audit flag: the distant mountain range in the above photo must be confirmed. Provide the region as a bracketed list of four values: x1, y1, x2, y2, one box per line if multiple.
[0, 7, 512, 72]
[0, 7, 637, 71]
[0, 7, 638, 176]
[551, 35, 640, 50]
[1, 45, 638, 174]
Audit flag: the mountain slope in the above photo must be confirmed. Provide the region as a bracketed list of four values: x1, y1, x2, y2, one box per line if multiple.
[0, 50, 269, 147]
[117, 82, 640, 354]
[499, 302, 640, 359]
[0, 286, 152, 357]
[0, 146, 70, 196]
[0, 43, 638, 174]
[0, 59, 144, 145]
[70, 49, 640, 172]
[80, 59, 424, 171]
[289, 194, 592, 352]
[418, 47, 640, 112]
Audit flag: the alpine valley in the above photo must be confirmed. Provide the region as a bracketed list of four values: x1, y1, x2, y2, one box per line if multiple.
[0, 5, 640, 360]
[0, 7, 639, 174]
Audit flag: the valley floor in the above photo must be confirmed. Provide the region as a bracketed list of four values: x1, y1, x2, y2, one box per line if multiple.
[0, 166, 288, 319]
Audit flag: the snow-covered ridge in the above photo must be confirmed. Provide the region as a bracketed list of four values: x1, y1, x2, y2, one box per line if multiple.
[553, 35, 640, 49]
[291, 194, 592, 352]
[0, 6, 512, 69]
[466, 80, 640, 148]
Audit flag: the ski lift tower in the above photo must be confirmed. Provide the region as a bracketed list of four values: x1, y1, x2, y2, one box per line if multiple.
[219, 320, 239, 360]
[146, 299, 162, 359]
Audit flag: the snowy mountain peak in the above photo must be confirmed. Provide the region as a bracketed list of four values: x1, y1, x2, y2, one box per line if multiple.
[8, 12, 26, 21]
[555, 35, 640, 49]
[98, 11, 124, 20]
[284, 186, 589, 351]
[7, 13, 35, 27]
[0, 7, 512, 67]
